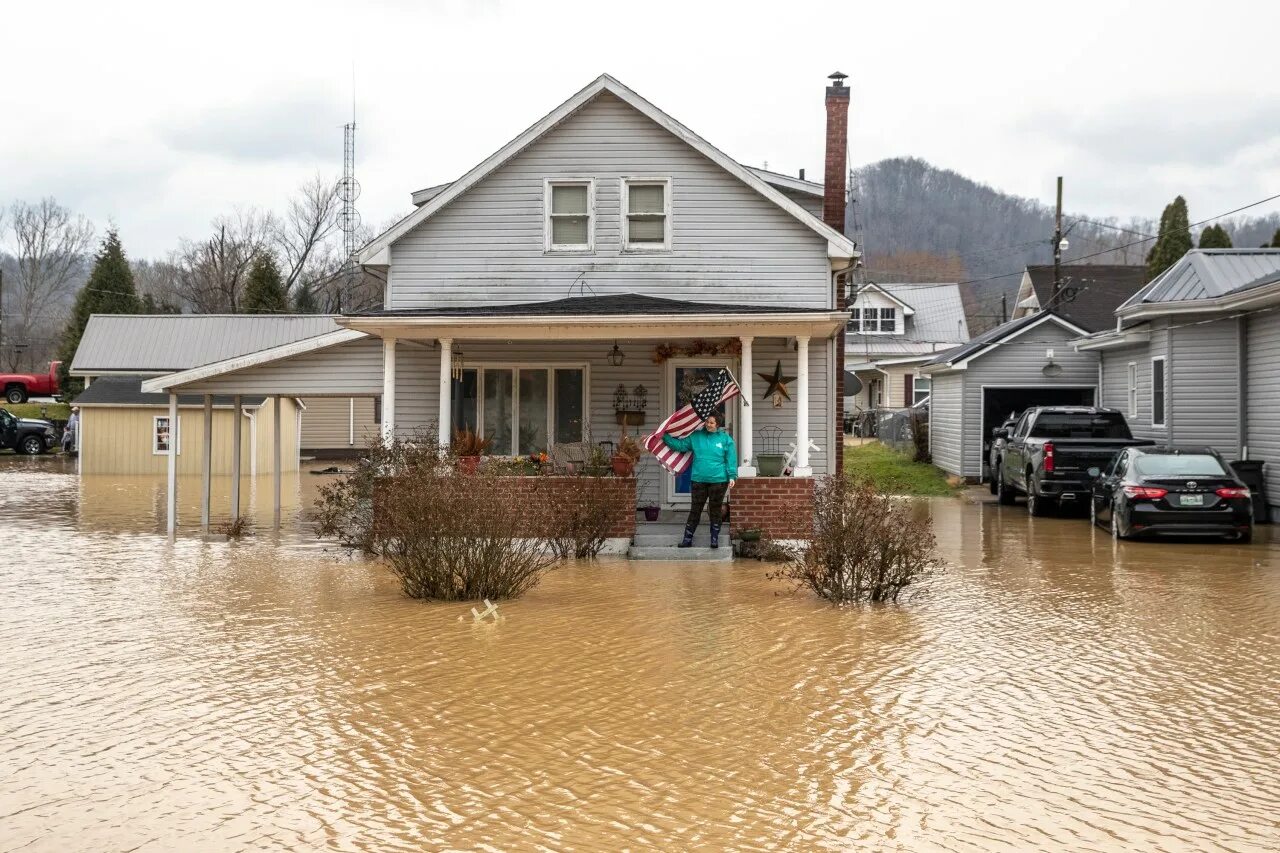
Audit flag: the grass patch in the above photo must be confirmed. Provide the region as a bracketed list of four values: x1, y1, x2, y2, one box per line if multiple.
[1, 402, 70, 421]
[844, 441, 959, 497]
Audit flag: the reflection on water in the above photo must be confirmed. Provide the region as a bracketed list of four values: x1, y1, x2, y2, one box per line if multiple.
[2, 456, 1279, 851]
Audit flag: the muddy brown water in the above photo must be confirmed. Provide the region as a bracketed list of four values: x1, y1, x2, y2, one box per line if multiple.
[2, 456, 1279, 851]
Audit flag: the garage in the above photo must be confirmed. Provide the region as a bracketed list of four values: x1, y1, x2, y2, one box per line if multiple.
[981, 386, 1096, 479]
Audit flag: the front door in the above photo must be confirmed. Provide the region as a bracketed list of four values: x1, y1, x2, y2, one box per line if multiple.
[663, 360, 735, 505]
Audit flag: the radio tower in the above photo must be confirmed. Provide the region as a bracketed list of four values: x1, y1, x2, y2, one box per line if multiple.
[336, 110, 361, 312]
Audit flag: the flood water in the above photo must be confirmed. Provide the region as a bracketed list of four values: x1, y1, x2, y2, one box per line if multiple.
[3, 455, 1280, 852]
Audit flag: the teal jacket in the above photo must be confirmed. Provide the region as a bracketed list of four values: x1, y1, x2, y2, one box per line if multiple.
[663, 428, 738, 483]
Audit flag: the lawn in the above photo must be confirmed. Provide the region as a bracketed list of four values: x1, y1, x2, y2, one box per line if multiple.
[1, 402, 71, 421]
[844, 441, 959, 497]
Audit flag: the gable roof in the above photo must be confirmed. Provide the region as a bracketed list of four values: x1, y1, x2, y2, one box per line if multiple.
[74, 376, 267, 408]
[1118, 249, 1280, 316]
[71, 315, 342, 375]
[846, 283, 969, 358]
[1024, 265, 1147, 332]
[921, 311, 1088, 371]
[360, 74, 856, 266]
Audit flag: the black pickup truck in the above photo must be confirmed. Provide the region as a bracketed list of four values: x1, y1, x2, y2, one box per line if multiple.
[0, 408, 57, 455]
[996, 406, 1153, 515]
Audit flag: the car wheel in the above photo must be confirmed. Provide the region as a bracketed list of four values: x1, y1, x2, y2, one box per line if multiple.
[1233, 529, 1253, 545]
[1110, 506, 1127, 540]
[1090, 498, 1098, 528]
[6, 385, 27, 404]
[1027, 481, 1053, 517]
[20, 435, 44, 455]
[997, 470, 1016, 505]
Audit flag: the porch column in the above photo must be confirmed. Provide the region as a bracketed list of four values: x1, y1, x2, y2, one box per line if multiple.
[438, 338, 453, 451]
[794, 335, 812, 477]
[201, 395, 212, 534]
[738, 335, 756, 477]
[382, 337, 397, 443]
[231, 395, 242, 519]
[166, 392, 178, 536]
[272, 396, 282, 529]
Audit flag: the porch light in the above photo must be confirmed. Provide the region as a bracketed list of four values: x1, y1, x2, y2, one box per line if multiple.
[453, 345, 464, 381]
[607, 341, 625, 367]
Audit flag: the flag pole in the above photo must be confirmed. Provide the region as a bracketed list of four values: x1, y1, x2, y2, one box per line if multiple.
[722, 367, 749, 407]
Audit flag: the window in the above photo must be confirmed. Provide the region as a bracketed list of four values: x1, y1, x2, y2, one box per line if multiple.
[912, 375, 931, 406]
[452, 366, 587, 455]
[1151, 357, 1166, 428]
[153, 415, 180, 455]
[1031, 412, 1133, 440]
[847, 306, 897, 334]
[622, 178, 670, 250]
[545, 180, 593, 251]
[1127, 362, 1138, 419]
[373, 396, 382, 424]
[1134, 453, 1225, 478]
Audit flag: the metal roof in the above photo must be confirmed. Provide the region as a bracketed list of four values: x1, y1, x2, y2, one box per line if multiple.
[71, 315, 342, 374]
[74, 376, 267, 408]
[1120, 249, 1280, 310]
[923, 310, 1085, 368]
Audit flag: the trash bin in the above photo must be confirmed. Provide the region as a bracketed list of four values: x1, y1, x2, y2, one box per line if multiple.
[1230, 460, 1269, 524]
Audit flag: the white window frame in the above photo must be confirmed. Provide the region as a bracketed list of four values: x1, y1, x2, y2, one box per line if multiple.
[620, 177, 672, 252]
[1151, 356, 1167, 429]
[457, 363, 591, 456]
[912, 374, 932, 406]
[153, 414, 181, 456]
[544, 179, 595, 253]
[848, 305, 898, 334]
[1127, 362, 1138, 420]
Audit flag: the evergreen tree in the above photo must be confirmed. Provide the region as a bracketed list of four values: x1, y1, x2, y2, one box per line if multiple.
[56, 230, 140, 394]
[1271, 228, 1280, 248]
[242, 253, 288, 314]
[1198, 223, 1233, 249]
[292, 280, 318, 313]
[1146, 196, 1193, 280]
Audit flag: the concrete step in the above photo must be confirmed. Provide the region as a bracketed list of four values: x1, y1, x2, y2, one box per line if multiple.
[627, 544, 733, 561]
[632, 529, 729, 547]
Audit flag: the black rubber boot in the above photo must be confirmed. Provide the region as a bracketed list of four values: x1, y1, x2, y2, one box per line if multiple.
[678, 525, 696, 548]
[709, 523, 721, 549]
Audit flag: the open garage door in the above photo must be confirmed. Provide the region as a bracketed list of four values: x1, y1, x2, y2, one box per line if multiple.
[981, 386, 1096, 480]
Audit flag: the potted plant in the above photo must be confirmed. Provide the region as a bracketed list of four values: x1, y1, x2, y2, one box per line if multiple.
[637, 481, 660, 522]
[585, 444, 611, 477]
[612, 434, 642, 477]
[756, 452, 787, 477]
[453, 428, 491, 474]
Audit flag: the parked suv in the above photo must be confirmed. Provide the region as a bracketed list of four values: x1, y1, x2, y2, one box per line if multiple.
[0, 408, 57, 455]
[987, 413, 1021, 495]
[996, 406, 1152, 515]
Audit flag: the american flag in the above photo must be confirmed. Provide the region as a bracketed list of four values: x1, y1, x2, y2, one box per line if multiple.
[643, 369, 741, 475]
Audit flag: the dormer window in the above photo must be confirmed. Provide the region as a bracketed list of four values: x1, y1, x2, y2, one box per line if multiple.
[622, 178, 671, 250]
[849, 306, 898, 334]
[545, 180, 594, 252]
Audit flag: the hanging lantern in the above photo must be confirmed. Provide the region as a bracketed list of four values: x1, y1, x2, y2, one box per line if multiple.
[452, 345, 464, 381]
[606, 340, 625, 367]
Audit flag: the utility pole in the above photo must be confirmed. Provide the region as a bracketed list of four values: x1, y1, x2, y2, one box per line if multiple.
[1052, 175, 1063, 304]
[1000, 292, 1008, 324]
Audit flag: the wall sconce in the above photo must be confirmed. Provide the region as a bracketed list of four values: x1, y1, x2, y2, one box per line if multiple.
[606, 341, 625, 367]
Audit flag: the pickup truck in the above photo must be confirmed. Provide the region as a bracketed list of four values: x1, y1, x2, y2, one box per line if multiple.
[996, 406, 1153, 516]
[0, 407, 57, 455]
[1, 360, 61, 404]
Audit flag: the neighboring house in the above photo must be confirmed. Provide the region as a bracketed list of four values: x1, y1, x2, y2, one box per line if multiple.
[137, 73, 858, 546]
[844, 282, 969, 413]
[69, 314, 380, 465]
[1011, 264, 1147, 332]
[1074, 248, 1280, 515]
[921, 311, 1095, 481]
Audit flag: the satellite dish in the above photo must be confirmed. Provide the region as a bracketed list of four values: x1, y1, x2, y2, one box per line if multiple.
[1042, 361, 1064, 377]
[843, 371, 863, 395]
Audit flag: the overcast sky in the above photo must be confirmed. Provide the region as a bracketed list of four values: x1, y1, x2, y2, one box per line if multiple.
[4, 0, 1278, 257]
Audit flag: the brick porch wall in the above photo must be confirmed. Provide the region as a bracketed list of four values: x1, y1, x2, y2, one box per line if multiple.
[730, 477, 815, 540]
[488, 476, 636, 538]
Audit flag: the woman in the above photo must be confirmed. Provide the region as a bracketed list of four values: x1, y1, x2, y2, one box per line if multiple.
[662, 414, 737, 549]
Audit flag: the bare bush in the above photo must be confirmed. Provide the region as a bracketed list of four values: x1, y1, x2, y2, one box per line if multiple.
[770, 476, 939, 603]
[314, 431, 559, 601]
[216, 515, 250, 539]
[548, 476, 630, 559]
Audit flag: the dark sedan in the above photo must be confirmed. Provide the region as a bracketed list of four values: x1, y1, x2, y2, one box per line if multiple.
[1089, 446, 1253, 542]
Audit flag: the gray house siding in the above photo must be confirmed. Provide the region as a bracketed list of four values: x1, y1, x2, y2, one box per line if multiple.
[928, 372, 964, 477]
[959, 324, 1098, 478]
[386, 92, 832, 310]
[1099, 343, 1155, 439]
[1168, 316, 1240, 458]
[179, 337, 385, 396]
[1246, 310, 1280, 509]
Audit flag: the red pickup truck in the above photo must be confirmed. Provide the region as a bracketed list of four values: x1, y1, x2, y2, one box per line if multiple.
[2, 361, 61, 404]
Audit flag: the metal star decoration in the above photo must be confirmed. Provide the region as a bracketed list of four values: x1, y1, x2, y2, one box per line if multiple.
[758, 360, 796, 407]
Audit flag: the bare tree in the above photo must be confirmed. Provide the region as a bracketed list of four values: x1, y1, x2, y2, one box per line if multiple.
[3, 198, 94, 369]
[172, 210, 272, 313]
[276, 174, 341, 297]
[130, 258, 183, 312]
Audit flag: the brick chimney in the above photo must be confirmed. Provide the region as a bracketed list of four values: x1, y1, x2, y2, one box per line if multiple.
[823, 71, 850, 234]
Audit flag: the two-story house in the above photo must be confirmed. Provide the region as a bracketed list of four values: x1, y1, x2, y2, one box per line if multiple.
[137, 74, 857, 542]
[844, 282, 969, 417]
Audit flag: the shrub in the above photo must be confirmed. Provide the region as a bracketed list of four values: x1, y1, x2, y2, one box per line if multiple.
[769, 475, 939, 603]
[548, 476, 631, 559]
[314, 430, 559, 601]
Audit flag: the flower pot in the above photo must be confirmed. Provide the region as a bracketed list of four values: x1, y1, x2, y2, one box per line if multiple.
[642, 505, 661, 522]
[457, 455, 481, 475]
[757, 453, 786, 477]
[615, 410, 646, 427]
[611, 455, 636, 477]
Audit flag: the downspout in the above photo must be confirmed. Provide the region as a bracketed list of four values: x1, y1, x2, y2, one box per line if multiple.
[1238, 316, 1248, 459]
